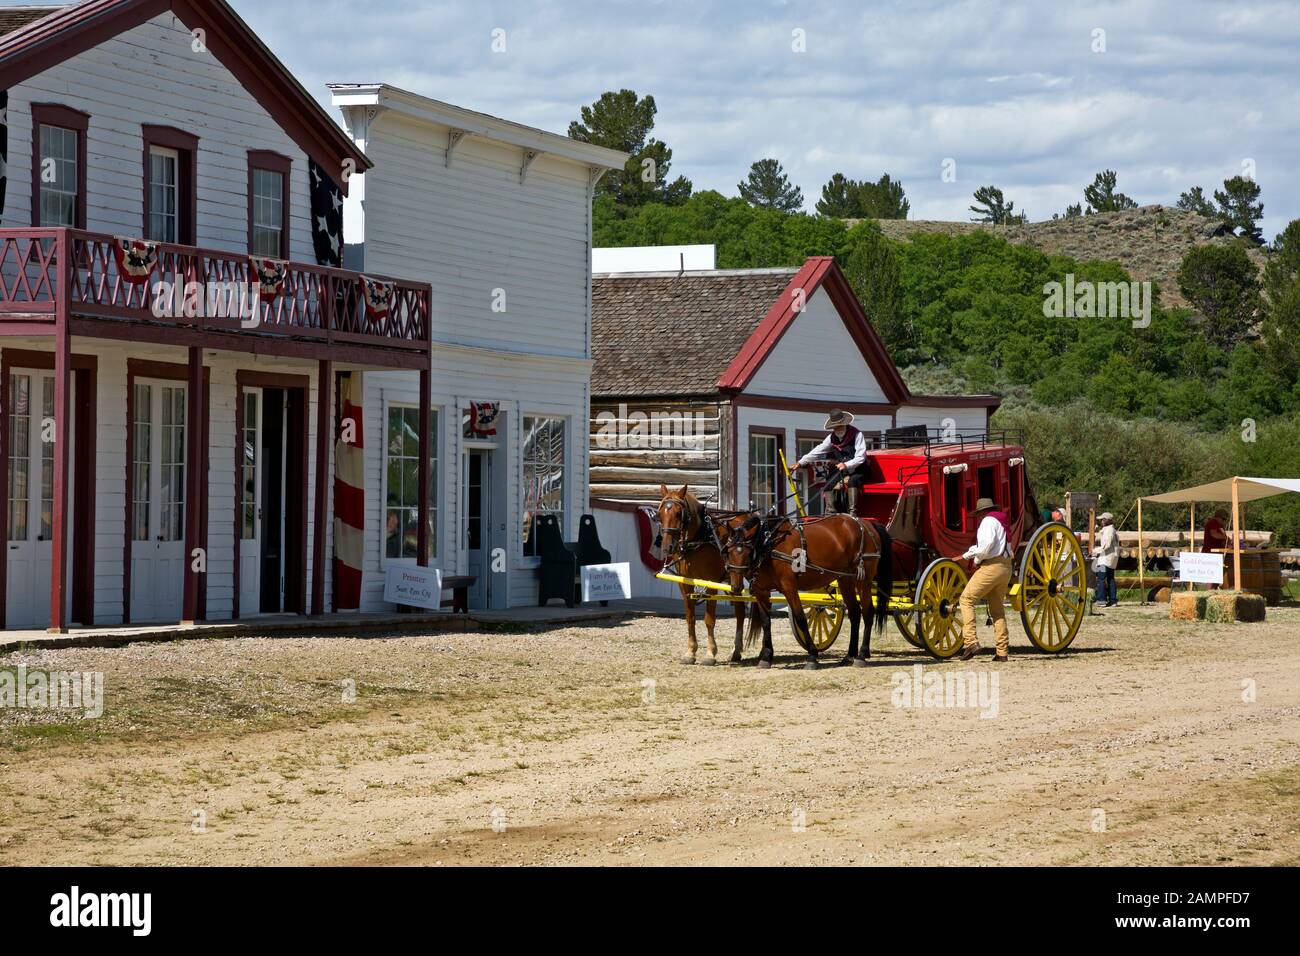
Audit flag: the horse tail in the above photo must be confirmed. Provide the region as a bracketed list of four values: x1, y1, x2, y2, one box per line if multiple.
[745, 598, 767, 649]
[873, 522, 892, 635]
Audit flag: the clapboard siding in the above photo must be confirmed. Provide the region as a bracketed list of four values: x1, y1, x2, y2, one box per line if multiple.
[2, 12, 314, 263]
[357, 111, 592, 358]
[895, 406, 990, 435]
[744, 287, 889, 403]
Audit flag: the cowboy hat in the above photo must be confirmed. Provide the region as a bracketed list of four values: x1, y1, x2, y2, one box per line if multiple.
[824, 409, 855, 430]
[1098, 512, 1114, 522]
[973, 497, 999, 513]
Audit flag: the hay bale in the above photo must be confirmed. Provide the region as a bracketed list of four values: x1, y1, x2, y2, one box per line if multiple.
[1205, 591, 1267, 624]
[1154, 587, 1173, 604]
[1170, 592, 1206, 620]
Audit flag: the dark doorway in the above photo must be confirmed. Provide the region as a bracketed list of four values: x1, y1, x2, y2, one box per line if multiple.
[257, 388, 307, 615]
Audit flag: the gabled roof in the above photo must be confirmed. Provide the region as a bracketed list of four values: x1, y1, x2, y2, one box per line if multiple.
[0, 6, 63, 36]
[0, 0, 372, 190]
[591, 268, 800, 397]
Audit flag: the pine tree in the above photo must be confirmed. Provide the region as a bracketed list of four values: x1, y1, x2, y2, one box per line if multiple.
[1214, 176, 1264, 243]
[737, 159, 804, 212]
[1083, 170, 1138, 213]
[969, 185, 1017, 224]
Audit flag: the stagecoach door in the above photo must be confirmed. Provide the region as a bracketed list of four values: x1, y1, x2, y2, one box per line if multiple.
[463, 450, 492, 609]
[131, 380, 187, 623]
[6, 371, 76, 629]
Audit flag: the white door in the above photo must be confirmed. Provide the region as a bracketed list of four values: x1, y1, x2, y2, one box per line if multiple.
[239, 388, 262, 616]
[5, 371, 74, 629]
[463, 450, 491, 609]
[131, 380, 187, 623]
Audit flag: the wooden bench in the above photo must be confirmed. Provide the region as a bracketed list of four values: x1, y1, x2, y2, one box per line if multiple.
[440, 575, 476, 614]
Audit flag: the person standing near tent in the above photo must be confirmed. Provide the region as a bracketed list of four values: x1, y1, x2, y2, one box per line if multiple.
[1202, 509, 1229, 553]
[959, 497, 1013, 662]
[1093, 512, 1119, 607]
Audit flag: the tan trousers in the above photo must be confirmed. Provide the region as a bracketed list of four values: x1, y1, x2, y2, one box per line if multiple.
[960, 556, 1012, 655]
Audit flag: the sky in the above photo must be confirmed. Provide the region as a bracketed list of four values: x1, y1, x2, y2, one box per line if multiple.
[83, 1, 1300, 237]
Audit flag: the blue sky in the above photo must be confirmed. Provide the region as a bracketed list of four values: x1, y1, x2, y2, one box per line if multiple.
[90, 1, 1300, 236]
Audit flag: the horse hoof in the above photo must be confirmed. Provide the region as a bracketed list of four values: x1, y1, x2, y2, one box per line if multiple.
[804, 661, 819, 672]
[700, 656, 717, 667]
[680, 656, 696, 666]
[758, 660, 773, 670]
[852, 657, 870, 669]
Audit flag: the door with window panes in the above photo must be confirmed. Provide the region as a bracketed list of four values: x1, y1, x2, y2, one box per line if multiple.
[130, 381, 187, 622]
[5, 371, 72, 629]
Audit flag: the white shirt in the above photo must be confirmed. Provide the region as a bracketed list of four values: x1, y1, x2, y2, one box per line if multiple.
[1094, 524, 1119, 569]
[964, 514, 1010, 564]
[798, 430, 868, 471]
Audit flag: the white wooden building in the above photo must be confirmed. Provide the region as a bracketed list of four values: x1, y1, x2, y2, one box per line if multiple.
[589, 256, 1002, 598]
[330, 84, 626, 610]
[0, 0, 433, 631]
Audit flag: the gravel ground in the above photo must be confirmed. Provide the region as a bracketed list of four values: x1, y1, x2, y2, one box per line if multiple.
[2, 604, 1298, 866]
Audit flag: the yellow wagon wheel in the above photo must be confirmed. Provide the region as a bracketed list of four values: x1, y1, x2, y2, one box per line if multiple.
[1019, 522, 1087, 653]
[894, 610, 923, 648]
[793, 603, 844, 653]
[914, 558, 969, 660]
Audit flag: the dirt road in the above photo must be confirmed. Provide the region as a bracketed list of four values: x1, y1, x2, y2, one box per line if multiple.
[3, 605, 1298, 866]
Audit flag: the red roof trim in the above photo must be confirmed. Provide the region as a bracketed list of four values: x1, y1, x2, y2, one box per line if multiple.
[716, 256, 911, 406]
[0, 0, 372, 194]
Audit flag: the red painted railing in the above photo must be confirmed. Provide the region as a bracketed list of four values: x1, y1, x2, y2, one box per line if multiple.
[0, 228, 431, 353]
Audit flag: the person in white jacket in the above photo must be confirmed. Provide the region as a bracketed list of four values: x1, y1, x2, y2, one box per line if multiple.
[1093, 512, 1120, 607]
[959, 497, 1013, 662]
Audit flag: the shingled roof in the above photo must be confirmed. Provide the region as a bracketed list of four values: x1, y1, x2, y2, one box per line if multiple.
[592, 268, 800, 398]
[0, 6, 62, 36]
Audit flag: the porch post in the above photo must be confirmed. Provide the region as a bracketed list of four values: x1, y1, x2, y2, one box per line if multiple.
[417, 368, 431, 568]
[49, 325, 72, 634]
[312, 359, 333, 615]
[182, 346, 203, 624]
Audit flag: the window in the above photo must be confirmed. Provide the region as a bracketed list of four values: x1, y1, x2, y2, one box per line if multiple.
[148, 147, 180, 243]
[30, 104, 88, 228]
[241, 391, 258, 540]
[159, 387, 186, 543]
[384, 405, 438, 561]
[522, 416, 566, 557]
[943, 471, 964, 533]
[977, 466, 997, 504]
[142, 125, 197, 245]
[39, 378, 54, 541]
[796, 435, 824, 516]
[132, 384, 152, 542]
[748, 432, 781, 514]
[248, 151, 291, 258]
[7, 375, 31, 542]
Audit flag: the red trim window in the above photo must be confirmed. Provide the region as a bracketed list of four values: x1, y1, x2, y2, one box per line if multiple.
[247, 150, 291, 258]
[747, 427, 786, 515]
[142, 125, 198, 245]
[30, 103, 89, 228]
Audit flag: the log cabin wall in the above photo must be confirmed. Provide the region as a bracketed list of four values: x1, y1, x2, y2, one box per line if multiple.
[590, 398, 727, 504]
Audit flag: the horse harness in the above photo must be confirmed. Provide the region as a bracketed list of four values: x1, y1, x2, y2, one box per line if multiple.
[727, 513, 881, 582]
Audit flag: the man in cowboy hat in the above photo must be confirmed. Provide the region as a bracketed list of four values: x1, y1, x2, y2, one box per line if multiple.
[1093, 512, 1119, 608]
[797, 409, 869, 513]
[959, 497, 1013, 662]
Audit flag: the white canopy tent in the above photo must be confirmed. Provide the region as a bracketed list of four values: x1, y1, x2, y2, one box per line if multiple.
[1137, 477, 1300, 593]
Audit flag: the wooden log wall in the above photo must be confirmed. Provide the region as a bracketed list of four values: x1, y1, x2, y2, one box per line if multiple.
[590, 399, 729, 504]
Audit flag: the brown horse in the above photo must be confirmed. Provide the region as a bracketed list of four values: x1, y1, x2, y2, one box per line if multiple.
[656, 485, 748, 666]
[718, 512, 892, 670]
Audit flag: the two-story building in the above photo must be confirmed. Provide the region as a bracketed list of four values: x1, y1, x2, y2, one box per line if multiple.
[0, 0, 432, 632]
[329, 84, 625, 610]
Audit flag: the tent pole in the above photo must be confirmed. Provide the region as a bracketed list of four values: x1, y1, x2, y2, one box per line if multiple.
[1137, 497, 1145, 605]
[1232, 478, 1242, 592]
[1188, 502, 1196, 591]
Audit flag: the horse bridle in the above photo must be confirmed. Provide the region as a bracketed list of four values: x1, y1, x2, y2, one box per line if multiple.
[658, 496, 717, 570]
[723, 514, 778, 579]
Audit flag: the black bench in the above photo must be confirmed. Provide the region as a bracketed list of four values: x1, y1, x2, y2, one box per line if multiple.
[440, 575, 476, 614]
[536, 514, 613, 608]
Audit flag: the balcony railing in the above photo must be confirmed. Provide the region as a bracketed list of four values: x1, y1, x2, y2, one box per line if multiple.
[0, 228, 431, 353]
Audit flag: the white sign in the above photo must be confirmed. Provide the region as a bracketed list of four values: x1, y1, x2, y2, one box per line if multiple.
[1177, 552, 1224, 585]
[581, 563, 632, 603]
[383, 565, 444, 610]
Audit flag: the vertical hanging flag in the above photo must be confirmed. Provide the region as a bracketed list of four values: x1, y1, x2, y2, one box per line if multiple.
[308, 158, 344, 267]
[333, 371, 365, 611]
[0, 91, 9, 220]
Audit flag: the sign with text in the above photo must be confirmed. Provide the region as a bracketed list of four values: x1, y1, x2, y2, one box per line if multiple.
[383, 565, 444, 610]
[581, 563, 632, 603]
[1177, 552, 1224, 585]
